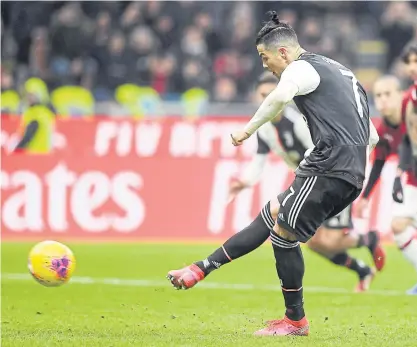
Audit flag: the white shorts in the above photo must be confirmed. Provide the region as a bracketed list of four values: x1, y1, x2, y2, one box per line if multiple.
[392, 184, 417, 224]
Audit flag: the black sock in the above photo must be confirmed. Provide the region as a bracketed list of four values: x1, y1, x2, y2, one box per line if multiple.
[356, 234, 366, 248]
[356, 231, 378, 253]
[366, 231, 378, 254]
[270, 232, 305, 321]
[195, 202, 274, 276]
[330, 252, 370, 279]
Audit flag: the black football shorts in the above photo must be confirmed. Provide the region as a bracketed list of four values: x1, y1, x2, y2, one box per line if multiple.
[322, 204, 353, 230]
[277, 175, 360, 242]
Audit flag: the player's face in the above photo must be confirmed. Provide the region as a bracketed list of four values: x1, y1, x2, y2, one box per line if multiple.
[405, 53, 417, 81]
[255, 82, 277, 103]
[373, 81, 402, 117]
[257, 45, 288, 77]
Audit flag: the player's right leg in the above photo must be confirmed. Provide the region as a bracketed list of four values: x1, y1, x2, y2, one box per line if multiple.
[391, 183, 417, 294]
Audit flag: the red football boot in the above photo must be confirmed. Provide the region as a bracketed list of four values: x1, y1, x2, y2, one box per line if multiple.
[254, 316, 309, 336]
[372, 243, 386, 272]
[368, 231, 386, 272]
[167, 264, 205, 290]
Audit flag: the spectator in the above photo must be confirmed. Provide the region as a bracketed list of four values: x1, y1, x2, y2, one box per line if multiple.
[143, 1, 163, 27]
[120, 2, 142, 34]
[194, 12, 222, 56]
[277, 9, 298, 29]
[179, 59, 211, 91]
[148, 53, 177, 94]
[1, 69, 15, 92]
[154, 15, 177, 50]
[7, 1, 55, 65]
[96, 32, 135, 92]
[380, 1, 416, 69]
[50, 3, 92, 60]
[94, 12, 112, 49]
[333, 15, 357, 67]
[181, 26, 209, 61]
[214, 50, 245, 80]
[129, 26, 159, 84]
[299, 17, 323, 53]
[212, 77, 238, 103]
[29, 27, 49, 79]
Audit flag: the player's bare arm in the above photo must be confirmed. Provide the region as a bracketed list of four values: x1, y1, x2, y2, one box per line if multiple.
[231, 63, 319, 146]
[230, 84, 296, 146]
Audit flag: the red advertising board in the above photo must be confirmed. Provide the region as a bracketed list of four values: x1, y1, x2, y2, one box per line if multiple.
[1, 116, 395, 242]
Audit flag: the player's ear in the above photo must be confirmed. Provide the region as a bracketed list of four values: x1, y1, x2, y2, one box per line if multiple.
[278, 47, 287, 60]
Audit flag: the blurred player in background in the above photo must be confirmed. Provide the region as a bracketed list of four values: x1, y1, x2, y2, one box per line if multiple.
[391, 43, 417, 295]
[356, 75, 405, 213]
[169, 12, 379, 337]
[228, 72, 384, 292]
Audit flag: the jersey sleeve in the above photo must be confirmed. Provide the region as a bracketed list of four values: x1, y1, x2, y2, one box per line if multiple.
[15, 120, 39, 150]
[374, 140, 390, 160]
[362, 159, 386, 198]
[373, 122, 390, 160]
[279, 60, 321, 96]
[398, 134, 412, 172]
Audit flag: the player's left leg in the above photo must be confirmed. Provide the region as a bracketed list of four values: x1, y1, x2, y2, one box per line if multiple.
[254, 175, 361, 337]
[255, 218, 310, 336]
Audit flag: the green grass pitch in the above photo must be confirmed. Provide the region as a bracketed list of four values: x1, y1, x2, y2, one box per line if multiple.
[1, 242, 417, 347]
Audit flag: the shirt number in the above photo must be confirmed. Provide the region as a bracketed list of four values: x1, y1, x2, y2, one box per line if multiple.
[339, 69, 363, 118]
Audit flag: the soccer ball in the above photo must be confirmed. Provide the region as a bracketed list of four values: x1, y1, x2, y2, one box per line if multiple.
[28, 240, 76, 287]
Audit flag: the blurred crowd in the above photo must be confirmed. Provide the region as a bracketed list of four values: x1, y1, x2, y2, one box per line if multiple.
[1, 1, 417, 104]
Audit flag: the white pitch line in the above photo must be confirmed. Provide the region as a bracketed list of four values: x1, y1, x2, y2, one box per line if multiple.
[1, 273, 409, 297]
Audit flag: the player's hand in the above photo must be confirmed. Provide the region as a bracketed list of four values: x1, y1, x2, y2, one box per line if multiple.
[230, 131, 250, 146]
[355, 198, 369, 218]
[392, 176, 404, 203]
[228, 179, 249, 204]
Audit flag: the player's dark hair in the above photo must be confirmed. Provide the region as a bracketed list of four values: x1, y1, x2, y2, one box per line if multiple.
[256, 11, 298, 48]
[256, 72, 278, 87]
[401, 42, 417, 63]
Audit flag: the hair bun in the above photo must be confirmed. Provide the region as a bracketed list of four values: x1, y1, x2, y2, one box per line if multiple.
[268, 11, 280, 24]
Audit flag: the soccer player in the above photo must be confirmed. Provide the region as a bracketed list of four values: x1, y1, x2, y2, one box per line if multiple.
[168, 12, 379, 336]
[355, 75, 405, 216]
[228, 72, 383, 292]
[391, 43, 417, 295]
